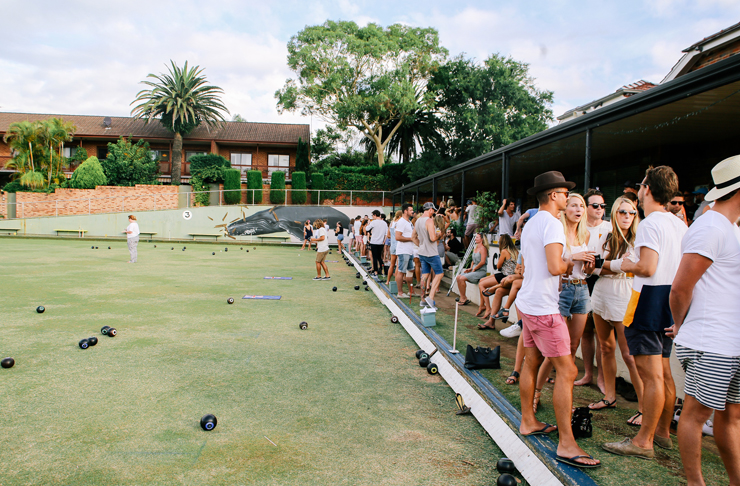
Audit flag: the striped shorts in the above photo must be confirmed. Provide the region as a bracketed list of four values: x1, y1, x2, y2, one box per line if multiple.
[676, 344, 740, 411]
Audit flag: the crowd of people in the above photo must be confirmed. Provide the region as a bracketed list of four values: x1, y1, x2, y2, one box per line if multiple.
[478, 158, 739, 481]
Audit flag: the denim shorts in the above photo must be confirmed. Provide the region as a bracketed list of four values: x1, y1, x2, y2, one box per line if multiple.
[337, 234, 344, 241]
[559, 282, 591, 319]
[419, 254, 443, 275]
[397, 253, 414, 273]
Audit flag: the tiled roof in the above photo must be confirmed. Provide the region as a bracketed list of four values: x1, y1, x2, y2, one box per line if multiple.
[684, 21, 740, 52]
[0, 112, 309, 144]
[619, 80, 657, 92]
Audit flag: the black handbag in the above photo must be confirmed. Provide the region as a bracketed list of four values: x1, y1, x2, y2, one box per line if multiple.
[464, 345, 500, 370]
[572, 407, 593, 439]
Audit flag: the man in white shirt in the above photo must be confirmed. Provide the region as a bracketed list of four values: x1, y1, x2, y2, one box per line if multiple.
[353, 216, 362, 251]
[366, 210, 389, 277]
[575, 189, 612, 390]
[603, 166, 687, 459]
[310, 219, 331, 280]
[668, 155, 740, 486]
[394, 204, 416, 298]
[497, 198, 521, 238]
[517, 171, 600, 469]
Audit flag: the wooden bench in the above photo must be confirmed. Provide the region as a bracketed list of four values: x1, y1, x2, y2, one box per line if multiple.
[189, 233, 221, 241]
[258, 235, 290, 243]
[0, 228, 19, 235]
[123, 231, 157, 241]
[55, 229, 87, 237]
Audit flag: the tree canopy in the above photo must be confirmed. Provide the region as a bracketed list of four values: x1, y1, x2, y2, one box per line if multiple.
[276, 21, 447, 167]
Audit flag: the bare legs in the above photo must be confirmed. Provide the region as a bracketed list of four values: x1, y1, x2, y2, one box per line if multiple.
[631, 355, 675, 450]
[575, 316, 605, 393]
[386, 254, 397, 285]
[455, 275, 469, 303]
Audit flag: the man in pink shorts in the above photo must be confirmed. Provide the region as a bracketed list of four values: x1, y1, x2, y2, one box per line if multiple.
[517, 171, 600, 469]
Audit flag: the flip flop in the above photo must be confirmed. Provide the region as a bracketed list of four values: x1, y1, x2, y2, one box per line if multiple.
[627, 411, 643, 426]
[555, 455, 601, 469]
[589, 398, 617, 410]
[506, 371, 520, 385]
[522, 423, 557, 436]
[457, 299, 471, 306]
[477, 324, 496, 330]
[482, 288, 494, 297]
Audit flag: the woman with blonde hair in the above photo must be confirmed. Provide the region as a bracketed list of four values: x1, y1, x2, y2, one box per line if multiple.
[476, 234, 519, 320]
[454, 233, 489, 306]
[533, 193, 595, 412]
[588, 197, 644, 423]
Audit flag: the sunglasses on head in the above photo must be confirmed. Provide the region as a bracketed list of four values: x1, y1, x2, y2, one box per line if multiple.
[617, 209, 637, 215]
[670, 200, 684, 206]
[589, 203, 607, 209]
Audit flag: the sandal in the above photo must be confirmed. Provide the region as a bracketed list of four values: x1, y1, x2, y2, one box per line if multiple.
[588, 398, 617, 410]
[493, 308, 509, 320]
[477, 323, 496, 330]
[533, 389, 543, 413]
[456, 299, 471, 306]
[482, 288, 495, 297]
[627, 411, 643, 427]
[506, 371, 520, 385]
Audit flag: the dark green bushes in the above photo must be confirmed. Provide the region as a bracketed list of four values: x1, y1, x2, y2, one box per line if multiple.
[222, 169, 242, 204]
[247, 170, 263, 204]
[270, 171, 286, 204]
[69, 156, 107, 189]
[291, 171, 307, 204]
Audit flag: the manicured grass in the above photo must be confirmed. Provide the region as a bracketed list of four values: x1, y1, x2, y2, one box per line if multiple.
[429, 297, 730, 486]
[0, 239, 500, 485]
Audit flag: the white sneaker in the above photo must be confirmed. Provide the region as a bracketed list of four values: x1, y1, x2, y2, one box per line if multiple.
[396, 293, 410, 298]
[420, 306, 437, 314]
[703, 419, 714, 436]
[500, 320, 522, 338]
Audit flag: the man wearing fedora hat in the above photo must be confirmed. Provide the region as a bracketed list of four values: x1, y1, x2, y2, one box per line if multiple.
[517, 171, 601, 468]
[667, 155, 740, 486]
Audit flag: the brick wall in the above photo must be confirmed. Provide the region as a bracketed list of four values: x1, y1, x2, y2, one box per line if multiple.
[689, 40, 740, 73]
[11, 185, 178, 218]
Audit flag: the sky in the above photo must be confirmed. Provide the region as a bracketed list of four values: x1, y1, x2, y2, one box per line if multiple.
[1, 0, 738, 132]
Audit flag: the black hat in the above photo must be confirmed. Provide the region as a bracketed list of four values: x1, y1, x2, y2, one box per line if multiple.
[623, 180, 637, 188]
[527, 171, 576, 195]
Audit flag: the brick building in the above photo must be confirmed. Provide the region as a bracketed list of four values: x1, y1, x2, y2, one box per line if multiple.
[0, 113, 310, 184]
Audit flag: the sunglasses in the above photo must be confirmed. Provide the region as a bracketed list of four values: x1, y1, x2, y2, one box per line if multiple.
[617, 210, 637, 215]
[589, 203, 607, 209]
[670, 200, 685, 206]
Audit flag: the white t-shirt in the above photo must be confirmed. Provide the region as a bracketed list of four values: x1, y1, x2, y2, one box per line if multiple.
[466, 205, 478, 227]
[316, 227, 329, 252]
[126, 222, 140, 239]
[586, 220, 612, 254]
[366, 219, 388, 245]
[632, 211, 687, 293]
[517, 211, 566, 316]
[395, 218, 414, 255]
[674, 211, 740, 355]
[353, 221, 361, 236]
[499, 210, 521, 237]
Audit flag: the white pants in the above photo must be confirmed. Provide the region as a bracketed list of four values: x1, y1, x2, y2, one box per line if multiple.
[127, 236, 139, 263]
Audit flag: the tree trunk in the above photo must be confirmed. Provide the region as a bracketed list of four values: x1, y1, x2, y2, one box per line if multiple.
[171, 132, 183, 185]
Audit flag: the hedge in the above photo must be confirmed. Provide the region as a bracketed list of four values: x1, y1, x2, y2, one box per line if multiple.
[222, 169, 242, 205]
[291, 171, 307, 204]
[189, 153, 230, 173]
[247, 170, 263, 204]
[270, 171, 286, 204]
[69, 156, 107, 189]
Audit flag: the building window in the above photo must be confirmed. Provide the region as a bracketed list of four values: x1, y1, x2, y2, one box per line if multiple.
[63, 147, 75, 158]
[268, 154, 290, 177]
[184, 151, 207, 175]
[151, 150, 170, 162]
[97, 146, 109, 160]
[230, 153, 252, 176]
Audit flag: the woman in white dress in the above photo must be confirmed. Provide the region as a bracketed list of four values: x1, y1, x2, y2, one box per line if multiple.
[588, 197, 644, 426]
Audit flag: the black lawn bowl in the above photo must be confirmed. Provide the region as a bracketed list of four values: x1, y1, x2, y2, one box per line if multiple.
[95, 247, 98, 249]
[213, 252, 216, 255]
[1, 358, 14, 369]
[356, 273, 360, 278]
[246, 250, 249, 252]
[182, 248, 186, 251]
[227, 298, 234, 304]
[200, 414, 217, 431]
[224, 248, 228, 252]
[391, 316, 399, 324]
[91, 246, 94, 249]
[79, 339, 90, 350]
[101, 326, 110, 335]
[415, 349, 426, 358]
[419, 356, 430, 367]
[497, 474, 517, 486]
[171, 247, 174, 250]
[88, 336, 98, 346]
[154, 245, 157, 248]
[299, 322, 308, 330]
[496, 458, 516, 475]
[240, 247, 243, 250]
[36, 306, 45, 314]
[332, 287, 337, 292]
[107, 328, 117, 337]
[354, 285, 360, 291]
[108, 247, 111, 249]
[362, 280, 367, 285]
[426, 362, 438, 375]
[364, 286, 369, 291]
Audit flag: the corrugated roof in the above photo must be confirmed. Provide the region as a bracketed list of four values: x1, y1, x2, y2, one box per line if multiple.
[0, 112, 309, 144]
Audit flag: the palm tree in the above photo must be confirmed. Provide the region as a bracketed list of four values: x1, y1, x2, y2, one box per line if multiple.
[3, 120, 45, 188]
[130, 61, 229, 185]
[43, 118, 76, 186]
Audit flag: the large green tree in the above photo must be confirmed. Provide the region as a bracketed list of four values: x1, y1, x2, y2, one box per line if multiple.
[130, 61, 229, 185]
[276, 21, 447, 167]
[101, 137, 160, 186]
[429, 54, 553, 162]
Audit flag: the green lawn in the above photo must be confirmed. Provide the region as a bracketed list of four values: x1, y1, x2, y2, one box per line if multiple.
[0, 239, 500, 486]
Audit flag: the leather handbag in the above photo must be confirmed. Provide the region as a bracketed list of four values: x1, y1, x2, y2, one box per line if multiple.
[464, 345, 500, 370]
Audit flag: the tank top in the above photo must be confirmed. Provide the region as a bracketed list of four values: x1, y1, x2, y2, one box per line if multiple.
[501, 256, 517, 276]
[563, 242, 589, 280]
[415, 216, 438, 258]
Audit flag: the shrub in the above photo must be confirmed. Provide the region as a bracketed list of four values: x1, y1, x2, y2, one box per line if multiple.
[295, 138, 310, 174]
[291, 171, 307, 204]
[247, 170, 263, 204]
[311, 173, 324, 190]
[270, 171, 286, 204]
[101, 138, 160, 186]
[69, 156, 107, 189]
[223, 169, 242, 205]
[2, 181, 23, 193]
[189, 153, 230, 173]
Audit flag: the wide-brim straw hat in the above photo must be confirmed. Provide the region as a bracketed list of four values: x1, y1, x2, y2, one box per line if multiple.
[706, 155, 740, 202]
[527, 171, 576, 195]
